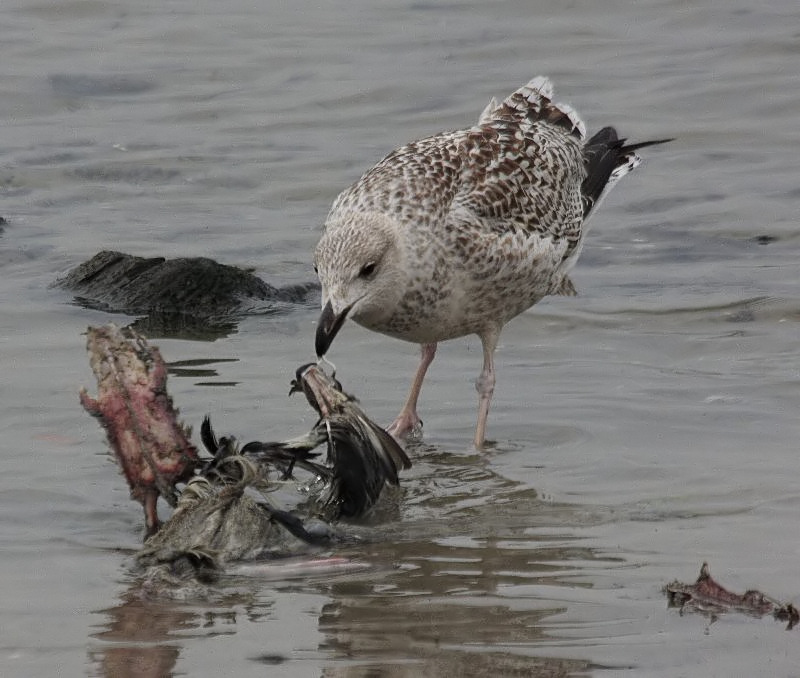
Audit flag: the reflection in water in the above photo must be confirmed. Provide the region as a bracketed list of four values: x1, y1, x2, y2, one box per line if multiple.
[312, 444, 610, 676]
[317, 538, 596, 677]
[90, 583, 263, 678]
[91, 593, 185, 678]
[90, 596, 188, 678]
[88, 441, 613, 677]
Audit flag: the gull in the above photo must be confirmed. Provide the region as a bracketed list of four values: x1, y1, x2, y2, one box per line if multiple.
[313, 76, 669, 449]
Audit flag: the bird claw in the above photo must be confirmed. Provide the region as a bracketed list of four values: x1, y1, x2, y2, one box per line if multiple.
[386, 412, 424, 441]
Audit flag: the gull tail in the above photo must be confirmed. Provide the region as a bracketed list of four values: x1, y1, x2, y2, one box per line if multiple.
[581, 127, 672, 221]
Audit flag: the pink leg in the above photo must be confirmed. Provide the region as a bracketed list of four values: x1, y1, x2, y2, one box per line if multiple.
[143, 489, 161, 540]
[387, 342, 437, 439]
[473, 329, 499, 449]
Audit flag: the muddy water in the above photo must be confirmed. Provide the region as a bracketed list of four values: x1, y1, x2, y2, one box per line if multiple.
[3, 0, 800, 675]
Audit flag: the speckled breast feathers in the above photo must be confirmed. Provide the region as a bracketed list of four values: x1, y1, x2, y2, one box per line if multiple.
[316, 77, 595, 341]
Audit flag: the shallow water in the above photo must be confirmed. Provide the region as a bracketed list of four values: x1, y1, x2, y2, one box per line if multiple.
[3, 0, 800, 675]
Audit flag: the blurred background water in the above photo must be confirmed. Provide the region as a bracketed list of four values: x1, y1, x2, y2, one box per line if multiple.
[2, 0, 799, 676]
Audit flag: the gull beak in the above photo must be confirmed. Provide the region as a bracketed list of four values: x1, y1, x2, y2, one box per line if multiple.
[315, 300, 349, 357]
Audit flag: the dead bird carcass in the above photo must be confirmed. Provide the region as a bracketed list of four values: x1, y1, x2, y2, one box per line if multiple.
[664, 563, 798, 630]
[79, 324, 199, 538]
[80, 324, 411, 585]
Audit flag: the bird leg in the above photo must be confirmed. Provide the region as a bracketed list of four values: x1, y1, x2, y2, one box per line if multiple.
[143, 488, 161, 540]
[387, 342, 437, 439]
[473, 330, 499, 449]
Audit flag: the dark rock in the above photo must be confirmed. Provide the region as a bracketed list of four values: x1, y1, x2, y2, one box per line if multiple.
[55, 250, 319, 338]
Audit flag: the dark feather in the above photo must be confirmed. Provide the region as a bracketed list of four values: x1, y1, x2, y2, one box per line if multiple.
[320, 413, 411, 519]
[581, 127, 672, 218]
[240, 438, 329, 480]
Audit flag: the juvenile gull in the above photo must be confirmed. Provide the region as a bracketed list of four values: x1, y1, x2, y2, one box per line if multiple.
[314, 76, 669, 449]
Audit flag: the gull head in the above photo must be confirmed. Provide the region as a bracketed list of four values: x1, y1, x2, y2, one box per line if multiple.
[313, 211, 404, 357]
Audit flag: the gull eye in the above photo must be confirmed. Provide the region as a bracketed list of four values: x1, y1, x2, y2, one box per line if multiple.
[358, 262, 377, 279]
[313, 264, 318, 274]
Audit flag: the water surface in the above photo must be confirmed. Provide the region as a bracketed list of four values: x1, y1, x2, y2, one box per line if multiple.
[3, 1, 800, 676]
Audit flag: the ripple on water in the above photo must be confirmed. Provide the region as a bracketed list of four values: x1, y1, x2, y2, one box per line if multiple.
[48, 73, 157, 98]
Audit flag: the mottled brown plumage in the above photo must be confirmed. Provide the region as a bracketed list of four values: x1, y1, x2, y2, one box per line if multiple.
[314, 76, 669, 447]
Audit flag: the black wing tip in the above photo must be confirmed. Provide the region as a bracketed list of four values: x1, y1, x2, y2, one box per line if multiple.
[580, 131, 671, 220]
[620, 137, 674, 154]
[586, 127, 673, 154]
[586, 126, 619, 146]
